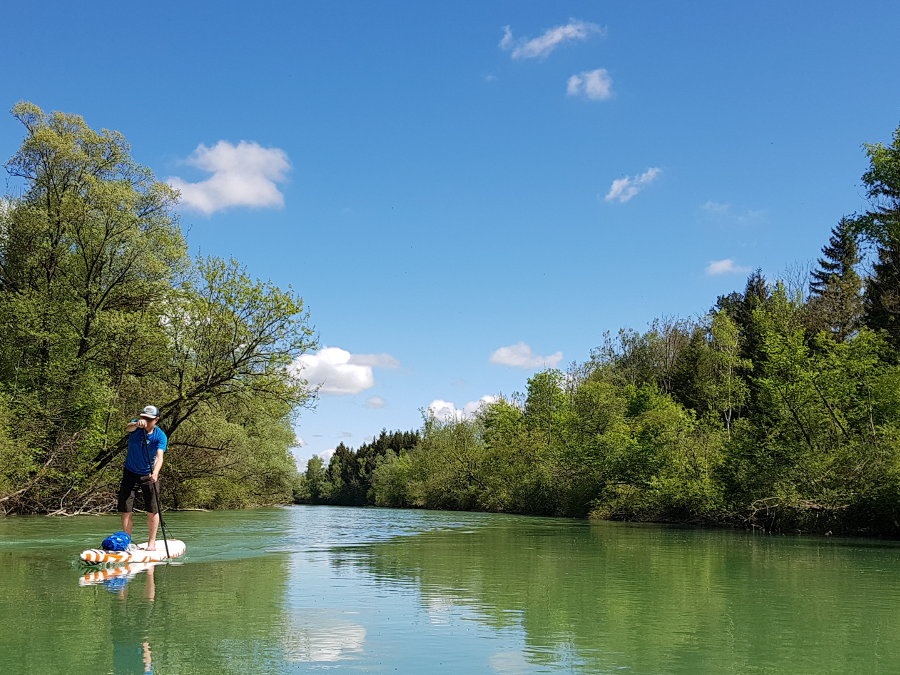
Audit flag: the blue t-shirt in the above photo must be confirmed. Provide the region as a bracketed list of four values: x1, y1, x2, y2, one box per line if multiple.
[124, 424, 168, 475]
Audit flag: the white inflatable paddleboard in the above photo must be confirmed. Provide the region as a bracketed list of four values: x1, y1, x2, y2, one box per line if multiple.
[80, 540, 186, 564]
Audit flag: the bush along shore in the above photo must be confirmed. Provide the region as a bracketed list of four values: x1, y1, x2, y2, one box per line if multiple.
[298, 121, 900, 538]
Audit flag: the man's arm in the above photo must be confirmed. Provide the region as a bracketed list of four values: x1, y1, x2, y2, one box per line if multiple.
[125, 419, 147, 433]
[150, 449, 165, 482]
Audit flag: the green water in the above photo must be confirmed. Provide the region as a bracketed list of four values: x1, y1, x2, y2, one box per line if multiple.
[1, 507, 898, 673]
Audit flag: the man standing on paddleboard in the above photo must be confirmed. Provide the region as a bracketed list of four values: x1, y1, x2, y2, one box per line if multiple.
[118, 405, 168, 551]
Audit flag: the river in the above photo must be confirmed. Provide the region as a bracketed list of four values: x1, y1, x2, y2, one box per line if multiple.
[0, 505, 898, 673]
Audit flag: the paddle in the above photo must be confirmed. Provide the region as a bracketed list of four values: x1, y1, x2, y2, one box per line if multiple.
[143, 428, 171, 559]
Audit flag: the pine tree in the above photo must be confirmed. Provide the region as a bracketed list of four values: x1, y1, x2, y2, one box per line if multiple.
[715, 269, 769, 366]
[864, 239, 900, 350]
[808, 218, 863, 340]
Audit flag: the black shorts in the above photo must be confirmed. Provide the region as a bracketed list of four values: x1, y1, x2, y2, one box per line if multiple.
[117, 469, 161, 514]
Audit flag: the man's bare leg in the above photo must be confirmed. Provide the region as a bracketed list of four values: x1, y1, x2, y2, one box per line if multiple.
[121, 511, 133, 536]
[147, 512, 159, 551]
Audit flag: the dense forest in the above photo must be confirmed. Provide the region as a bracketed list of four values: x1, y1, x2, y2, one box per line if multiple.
[0, 103, 317, 514]
[299, 122, 900, 537]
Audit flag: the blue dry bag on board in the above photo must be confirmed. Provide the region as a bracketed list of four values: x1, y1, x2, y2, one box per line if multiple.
[101, 531, 131, 551]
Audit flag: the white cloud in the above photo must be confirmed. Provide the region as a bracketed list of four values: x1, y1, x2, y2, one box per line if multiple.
[700, 200, 766, 224]
[706, 259, 751, 275]
[366, 396, 386, 409]
[567, 68, 613, 100]
[500, 20, 602, 60]
[427, 400, 459, 422]
[605, 167, 661, 203]
[317, 448, 336, 464]
[701, 200, 731, 215]
[167, 140, 290, 215]
[292, 347, 400, 396]
[490, 342, 563, 369]
[427, 396, 500, 422]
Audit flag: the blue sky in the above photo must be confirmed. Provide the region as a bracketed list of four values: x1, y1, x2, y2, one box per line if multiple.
[3, 1, 900, 467]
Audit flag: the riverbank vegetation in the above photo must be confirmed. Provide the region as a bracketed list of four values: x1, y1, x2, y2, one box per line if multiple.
[299, 121, 900, 537]
[0, 103, 316, 514]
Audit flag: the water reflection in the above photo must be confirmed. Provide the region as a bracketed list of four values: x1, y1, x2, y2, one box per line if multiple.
[283, 611, 366, 663]
[333, 518, 900, 673]
[78, 561, 160, 592]
[76, 563, 160, 673]
[65, 555, 294, 672]
[5, 508, 900, 673]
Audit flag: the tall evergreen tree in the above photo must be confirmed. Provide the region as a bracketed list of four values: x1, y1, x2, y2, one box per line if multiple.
[715, 269, 769, 367]
[808, 217, 863, 340]
[864, 240, 900, 350]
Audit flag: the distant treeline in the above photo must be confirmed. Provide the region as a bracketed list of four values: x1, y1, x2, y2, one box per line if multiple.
[0, 103, 316, 514]
[299, 121, 900, 536]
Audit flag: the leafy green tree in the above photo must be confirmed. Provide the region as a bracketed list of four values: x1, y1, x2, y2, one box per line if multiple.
[590, 329, 657, 389]
[857, 122, 900, 349]
[480, 396, 559, 514]
[370, 449, 414, 507]
[0, 102, 186, 510]
[860, 123, 900, 246]
[0, 103, 316, 513]
[697, 310, 751, 433]
[522, 369, 568, 452]
[303, 455, 327, 503]
[424, 415, 490, 510]
[157, 257, 314, 434]
[716, 269, 770, 366]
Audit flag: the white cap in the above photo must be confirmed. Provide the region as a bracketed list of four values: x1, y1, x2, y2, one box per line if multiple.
[139, 405, 159, 419]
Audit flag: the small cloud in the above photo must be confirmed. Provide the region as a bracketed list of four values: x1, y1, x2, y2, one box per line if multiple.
[499, 25, 515, 51]
[294, 435, 306, 447]
[427, 400, 458, 422]
[167, 140, 290, 215]
[706, 259, 751, 275]
[293, 347, 400, 396]
[500, 20, 603, 60]
[317, 448, 336, 463]
[605, 167, 661, 203]
[427, 396, 500, 422]
[567, 68, 613, 100]
[484, 74, 498, 83]
[490, 342, 563, 369]
[366, 396, 386, 409]
[700, 200, 766, 225]
[701, 200, 731, 215]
